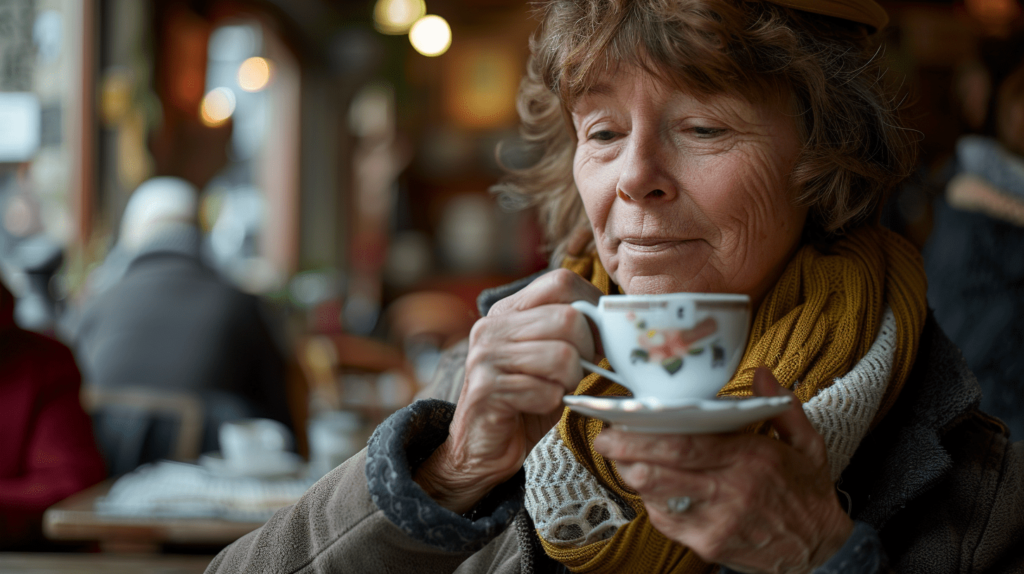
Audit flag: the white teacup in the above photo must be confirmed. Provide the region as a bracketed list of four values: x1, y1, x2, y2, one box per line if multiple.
[219, 418, 294, 474]
[307, 411, 363, 479]
[572, 293, 751, 401]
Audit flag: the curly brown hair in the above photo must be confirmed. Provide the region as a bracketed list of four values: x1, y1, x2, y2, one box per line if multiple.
[493, 0, 918, 258]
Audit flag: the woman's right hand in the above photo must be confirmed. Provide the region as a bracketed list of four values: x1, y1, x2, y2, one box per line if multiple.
[413, 269, 603, 514]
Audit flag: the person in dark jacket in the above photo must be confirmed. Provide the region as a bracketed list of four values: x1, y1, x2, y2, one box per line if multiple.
[75, 177, 290, 474]
[0, 279, 106, 548]
[924, 62, 1024, 440]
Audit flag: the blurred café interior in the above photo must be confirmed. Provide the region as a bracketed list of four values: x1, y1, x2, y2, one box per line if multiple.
[0, 0, 1022, 570]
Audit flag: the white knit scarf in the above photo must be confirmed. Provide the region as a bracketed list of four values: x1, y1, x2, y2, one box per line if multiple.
[524, 306, 898, 547]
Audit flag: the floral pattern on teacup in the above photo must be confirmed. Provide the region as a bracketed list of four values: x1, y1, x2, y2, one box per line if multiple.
[627, 316, 724, 374]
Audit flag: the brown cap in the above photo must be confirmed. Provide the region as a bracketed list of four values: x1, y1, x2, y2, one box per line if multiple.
[751, 0, 889, 30]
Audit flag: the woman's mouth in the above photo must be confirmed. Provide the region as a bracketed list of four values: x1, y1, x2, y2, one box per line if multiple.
[619, 238, 689, 252]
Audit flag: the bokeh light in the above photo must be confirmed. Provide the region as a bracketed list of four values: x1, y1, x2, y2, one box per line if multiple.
[237, 57, 272, 92]
[200, 87, 237, 127]
[409, 15, 451, 57]
[965, 0, 1022, 30]
[374, 0, 426, 35]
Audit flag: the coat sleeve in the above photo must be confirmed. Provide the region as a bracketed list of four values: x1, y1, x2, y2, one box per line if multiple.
[878, 411, 1024, 573]
[205, 399, 524, 574]
[204, 448, 478, 573]
[970, 438, 1024, 572]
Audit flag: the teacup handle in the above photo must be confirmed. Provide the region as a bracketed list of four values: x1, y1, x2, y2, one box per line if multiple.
[571, 300, 628, 387]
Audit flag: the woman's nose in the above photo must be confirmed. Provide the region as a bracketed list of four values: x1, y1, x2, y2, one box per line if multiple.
[616, 131, 678, 202]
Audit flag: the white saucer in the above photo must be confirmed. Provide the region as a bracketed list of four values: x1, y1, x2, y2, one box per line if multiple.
[199, 451, 305, 479]
[562, 394, 793, 434]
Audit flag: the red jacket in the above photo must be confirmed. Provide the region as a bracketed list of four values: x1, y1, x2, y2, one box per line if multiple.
[0, 283, 106, 547]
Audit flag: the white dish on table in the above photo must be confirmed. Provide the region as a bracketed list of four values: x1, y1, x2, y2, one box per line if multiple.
[199, 451, 305, 479]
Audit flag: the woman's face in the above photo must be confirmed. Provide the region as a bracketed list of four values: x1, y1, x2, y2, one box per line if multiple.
[571, 66, 807, 305]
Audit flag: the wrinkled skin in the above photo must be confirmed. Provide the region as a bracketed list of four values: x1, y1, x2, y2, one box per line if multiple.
[571, 66, 807, 301]
[595, 368, 852, 573]
[414, 67, 853, 573]
[415, 269, 602, 512]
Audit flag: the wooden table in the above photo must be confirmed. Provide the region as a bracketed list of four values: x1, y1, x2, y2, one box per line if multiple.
[0, 552, 212, 574]
[43, 480, 265, 553]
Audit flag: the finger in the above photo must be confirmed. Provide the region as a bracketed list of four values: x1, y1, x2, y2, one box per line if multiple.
[475, 305, 595, 361]
[490, 374, 568, 415]
[594, 428, 751, 470]
[750, 366, 782, 397]
[488, 269, 602, 316]
[617, 461, 718, 505]
[752, 367, 826, 464]
[477, 340, 584, 392]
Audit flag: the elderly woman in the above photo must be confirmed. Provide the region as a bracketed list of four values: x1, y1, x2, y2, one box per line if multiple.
[207, 0, 1024, 572]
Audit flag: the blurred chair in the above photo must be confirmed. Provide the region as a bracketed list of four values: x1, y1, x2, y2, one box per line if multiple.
[81, 386, 204, 476]
[383, 291, 477, 385]
[384, 291, 477, 351]
[297, 334, 417, 423]
[296, 292, 476, 426]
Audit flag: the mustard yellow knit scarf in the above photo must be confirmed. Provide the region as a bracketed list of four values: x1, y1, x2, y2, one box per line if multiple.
[545, 226, 928, 574]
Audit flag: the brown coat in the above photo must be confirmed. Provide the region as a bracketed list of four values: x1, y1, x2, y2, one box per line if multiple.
[206, 315, 1024, 573]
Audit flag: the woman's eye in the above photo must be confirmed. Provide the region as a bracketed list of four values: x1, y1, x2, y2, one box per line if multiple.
[588, 130, 617, 142]
[693, 126, 726, 138]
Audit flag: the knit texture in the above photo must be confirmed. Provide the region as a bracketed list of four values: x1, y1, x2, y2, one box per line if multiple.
[525, 425, 636, 547]
[718, 226, 926, 428]
[524, 307, 896, 552]
[365, 398, 525, 553]
[805, 307, 897, 481]
[551, 226, 928, 574]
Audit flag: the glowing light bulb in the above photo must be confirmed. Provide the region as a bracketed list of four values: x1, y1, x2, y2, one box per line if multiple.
[374, 0, 426, 35]
[200, 87, 236, 127]
[238, 57, 272, 92]
[409, 15, 451, 57]
[965, 0, 1022, 27]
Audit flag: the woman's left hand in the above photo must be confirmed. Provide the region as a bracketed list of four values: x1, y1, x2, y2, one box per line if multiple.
[593, 368, 853, 574]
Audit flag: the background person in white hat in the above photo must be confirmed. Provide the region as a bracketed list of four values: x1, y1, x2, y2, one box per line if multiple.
[74, 176, 291, 476]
